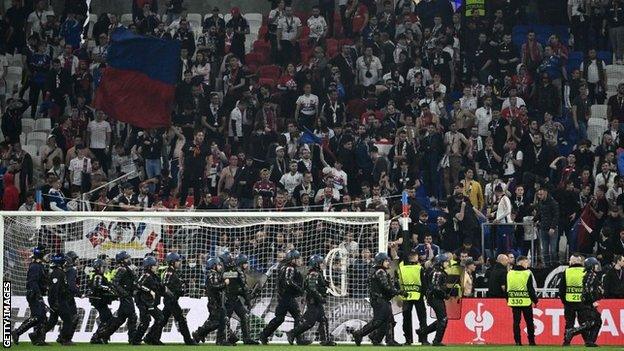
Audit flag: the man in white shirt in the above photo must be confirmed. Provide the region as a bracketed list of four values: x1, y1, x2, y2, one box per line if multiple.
[68, 144, 92, 192]
[475, 96, 493, 139]
[58, 44, 79, 75]
[307, 6, 327, 46]
[279, 161, 303, 195]
[27, 0, 54, 35]
[459, 87, 478, 113]
[277, 6, 302, 65]
[87, 110, 112, 174]
[228, 100, 246, 153]
[356, 46, 383, 87]
[579, 48, 607, 103]
[295, 83, 319, 130]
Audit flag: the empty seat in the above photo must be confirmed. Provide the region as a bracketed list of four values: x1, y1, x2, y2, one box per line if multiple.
[569, 51, 584, 61]
[120, 13, 133, 26]
[9, 54, 23, 66]
[6, 66, 22, 82]
[34, 118, 52, 131]
[598, 51, 613, 65]
[245, 52, 267, 66]
[187, 13, 202, 29]
[21, 118, 35, 135]
[27, 132, 48, 150]
[587, 118, 608, 146]
[22, 144, 38, 158]
[590, 104, 608, 119]
[224, 13, 233, 23]
[258, 65, 281, 78]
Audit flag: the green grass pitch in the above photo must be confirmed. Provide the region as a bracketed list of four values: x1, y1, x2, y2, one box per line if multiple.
[8, 344, 624, 350]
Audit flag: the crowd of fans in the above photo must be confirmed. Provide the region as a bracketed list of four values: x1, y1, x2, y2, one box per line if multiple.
[0, 0, 623, 285]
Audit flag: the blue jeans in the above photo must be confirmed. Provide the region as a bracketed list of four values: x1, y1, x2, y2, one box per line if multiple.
[145, 158, 162, 192]
[539, 228, 559, 266]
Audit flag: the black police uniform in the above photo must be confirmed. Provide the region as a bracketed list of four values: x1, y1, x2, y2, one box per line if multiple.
[88, 269, 117, 343]
[102, 264, 138, 341]
[223, 264, 253, 342]
[419, 265, 448, 344]
[48, 265, 76, 343]
[260, 262, 305, 342]
[12, 260, 48, 345]
[288, 268, 334, 345]
[162, 265, 195, 344]
[133, 268, 166, 344]
[44, 262, 80, 339]
[352, 265, 400, 344]
[193, 268, 233, 344]
[566, 269, 603, 345]
[559, 263, 588, 344]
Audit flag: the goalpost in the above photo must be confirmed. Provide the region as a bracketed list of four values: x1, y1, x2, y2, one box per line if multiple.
[1, 211, 386, 344]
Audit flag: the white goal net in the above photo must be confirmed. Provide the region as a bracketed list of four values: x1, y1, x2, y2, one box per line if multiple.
[1, 211, 385, 343]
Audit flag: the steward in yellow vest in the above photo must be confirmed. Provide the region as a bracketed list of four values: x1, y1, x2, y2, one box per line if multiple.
[506, 256, 538, 346]
[396, 250, 428, 345]
[559, 254, 587, 346]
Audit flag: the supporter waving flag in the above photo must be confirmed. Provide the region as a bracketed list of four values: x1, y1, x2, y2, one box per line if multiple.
[94, 28, 181, 128]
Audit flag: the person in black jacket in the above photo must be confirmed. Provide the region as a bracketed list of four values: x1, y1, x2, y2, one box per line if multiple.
[603, 255, 624, 298]
[259, 249, 309, 345]
[11, 246, 49, 346]
[161, 252, 197, 345]
[133, 256, 167, 345]
[347, 252, 403, 347]
[416, 254, 450, 346]
[487, 254, 510, 297]
[534, 187, 560, 266]
[88, 258, 117, 344]
[44, 251, 80, 342]
[47, 253, 76, 345]
[193, 257, 235, 346]
[222, 253, 258, 345]
[287, 254, 336, 346]
[564, 257, 603, 347]
[100, 251, 137, 343]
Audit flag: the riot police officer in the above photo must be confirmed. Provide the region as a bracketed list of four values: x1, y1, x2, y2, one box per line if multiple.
[287, 254, 336, 346]
[88, 258, 117, 344]
[260, 249, 309, 345]
[417, 254, 449, 346]
[506, 256, 538, 346]
[560, 254, 587, 346]
[11, 245, 49, 346]
[45, 251, 81, 342]
[161, 252, 197, 345]
[100, 251, 138, 343]
[47, 253, 76, 345]
[222, 253, 259, 345]
[347, 252, 403, 347]
[133, 256, 167, 345]
[563, 257, 603, 347]
[193, 257, 235, 346]
[397, 250, 427, 345]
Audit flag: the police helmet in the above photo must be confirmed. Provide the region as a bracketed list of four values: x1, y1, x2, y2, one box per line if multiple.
[308, 254, 324, 268]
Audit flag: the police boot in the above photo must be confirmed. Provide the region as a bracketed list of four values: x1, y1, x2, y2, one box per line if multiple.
[179, 323, 197, 345]
[319, 318, 336, 346]
[12, 316, 41, 344]
[192, 329, 206, 344]
[346, 327, 363, 346]
[385, 325, 401, 346]
[240, 319, 258, 344]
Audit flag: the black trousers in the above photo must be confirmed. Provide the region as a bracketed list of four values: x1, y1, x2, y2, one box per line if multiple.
[564, 302, 588, 343]
[262, 296, 301, 338]
[195, 301, 230, 342]
[163, 297, 193, 342]
[102, 297, 137, 341]
[13, 294, 47, 340]
[402, 299, 427, 343]
[512, 306, 535, 344]
[357, 299, 392, 340]
[45, 302, 76, 342]
[421, 297, 447, 344]
[290, 303, 331, 342]
[135, 301, 165, 343]
[91, 300, 113, 340]
[574, 304, 602, 344]
[178, 174, 204, 207]
[278, 40, 300, 66]
[225, 297, 251, 340]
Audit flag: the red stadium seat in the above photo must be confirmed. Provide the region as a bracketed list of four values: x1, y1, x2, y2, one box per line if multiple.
[253, 40, 270, 51]
[299, 39, 312, 52]
[258, 65, 281, 78]
[326, 38, 339, 57]
[257, 25, 268, 40]
[340, 38, 353, 46]
[301, 26, 310, 39]
[245, 52, 266, 66]
[246, 63, 258, 73]
[259, 77, 276, 89]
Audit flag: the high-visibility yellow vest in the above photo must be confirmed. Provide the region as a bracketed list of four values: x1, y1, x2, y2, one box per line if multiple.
[104, 268, 116, 282]
[465, 0, 485, 17]
[398, 262, 422, 300]
[564, 267, 585, 302]
[506, 270, 532, 307]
